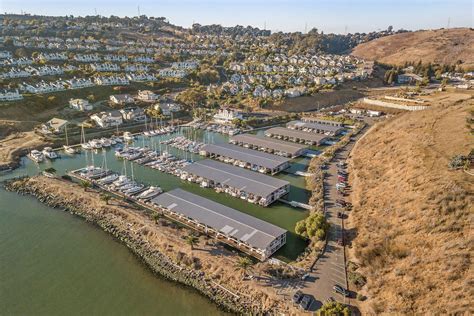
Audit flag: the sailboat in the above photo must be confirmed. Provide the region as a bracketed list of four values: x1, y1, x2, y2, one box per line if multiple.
[63, 123, 77, 154]
[80, 125, 92, 150]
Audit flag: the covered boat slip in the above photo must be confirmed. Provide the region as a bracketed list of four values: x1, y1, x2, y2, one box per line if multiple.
[301, 116, 344, 127]
[151, 188, 287, 260]
[200, 143, 290, 175]
[264, 127, 328, 146]
[181, 159, 290, 206]
[229, 133, 306, 158]
[286, 120, 343, 136]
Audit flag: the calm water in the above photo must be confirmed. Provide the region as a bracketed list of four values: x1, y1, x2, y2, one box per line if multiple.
[0, 128, 311, 314]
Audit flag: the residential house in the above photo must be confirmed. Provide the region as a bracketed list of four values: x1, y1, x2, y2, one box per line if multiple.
[42, 117, 68, 134]
[154, 102, 181, 116]
[69, 98, 92, 111]
[110, 94, 134, 106]
[0, 89, 23, 101]
[137, 90, 159, 102]
[90, 111, 123, 128]
[120, 107, 146, 121]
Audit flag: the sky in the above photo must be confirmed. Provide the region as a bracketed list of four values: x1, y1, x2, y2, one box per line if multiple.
[2, 0, 473, 34]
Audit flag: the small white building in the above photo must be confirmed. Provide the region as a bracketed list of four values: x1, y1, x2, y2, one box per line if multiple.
[213, 107, 243, 124]
[69, 98, 92, 111]
[42, 118, 68, 134]
[0, 89, 23, 101]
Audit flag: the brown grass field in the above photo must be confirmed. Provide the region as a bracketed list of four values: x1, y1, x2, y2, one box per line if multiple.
[347, 92, 473, 314]
[352, 28, 474, 69]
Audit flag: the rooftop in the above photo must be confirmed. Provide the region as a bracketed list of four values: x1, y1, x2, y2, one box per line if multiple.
[151, 188, 287, 251]
[265, 127, 328, 143]
[201, 143, 290, 170]
[287, 120, 343, 133]
[230, 133, 306, 156]
[182, 159, 289, 197]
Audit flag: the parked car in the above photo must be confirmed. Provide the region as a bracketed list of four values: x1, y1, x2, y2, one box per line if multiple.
[301, 273, 310, 281]
[299, 294, 313, 310]
[337, 211, 344, 219]
[333, 284, 350, 297]
[292, 290, 304, 304]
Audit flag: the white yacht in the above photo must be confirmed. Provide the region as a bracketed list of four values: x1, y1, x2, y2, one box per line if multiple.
[28, 150, 44, 163]
[42, 147, 58, 159]
[137, 186, 162, 200]
[98, 173, 119, 185]
[123, 132, 134, 142]
[63, 145, 77, 155]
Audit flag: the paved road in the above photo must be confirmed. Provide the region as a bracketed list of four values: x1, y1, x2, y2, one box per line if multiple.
[299, 122, 371, 312]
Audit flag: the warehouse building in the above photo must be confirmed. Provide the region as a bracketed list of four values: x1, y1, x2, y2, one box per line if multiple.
[301, 116, 344, 127]
[287, 120, 343, 136]
[181, 159, 290, 206]
[230, 133, 306, 158]
[264, 127, 328, 146]
[151, 188, 287, 260]
[200, 143, 290, 174]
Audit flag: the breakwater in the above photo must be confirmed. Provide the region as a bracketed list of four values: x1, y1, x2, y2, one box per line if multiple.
[4, 176, 272, 315]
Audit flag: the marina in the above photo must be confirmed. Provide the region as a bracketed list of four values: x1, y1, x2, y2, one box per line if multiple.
[286, 120, 343, 136]
[199, 143, 290, 175]
[264, 127, 329, 146]
[229, 133, 307, 158]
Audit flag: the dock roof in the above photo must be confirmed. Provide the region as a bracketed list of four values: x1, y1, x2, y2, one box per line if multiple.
[230, 133, 306, 156]
[265, 127, 328, 143]
[182, 159, 289, 198]
[287, 120, 342, 133]
[201, 143, 290, 169]
[151, 188, 287, 250]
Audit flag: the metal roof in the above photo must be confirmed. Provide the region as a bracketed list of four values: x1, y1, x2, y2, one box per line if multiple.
[265, 127, 328, 144]
[301, 117, 343, 127]
[287, 120, 343, 133]
[230, 133, 306, 155]
[201, 143, 290, 169]
[151, 188, 287, 250]
[182, 159, 289, 198]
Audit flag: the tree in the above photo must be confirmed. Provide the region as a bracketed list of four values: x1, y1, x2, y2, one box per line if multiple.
[185, 234, 199, 250]
[317, 301, 350, 316]
[234, 256, 253, 275]
[100, 193, 111, 205]
[295, 212, 329, 240]
[80, 180, 91, 192]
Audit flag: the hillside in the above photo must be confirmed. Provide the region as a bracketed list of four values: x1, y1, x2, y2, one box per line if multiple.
[351, 28, 474, 69]
[347, 93, 473, 314]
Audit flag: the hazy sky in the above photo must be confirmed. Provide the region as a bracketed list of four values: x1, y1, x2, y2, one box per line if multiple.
[3, 0, 473, 34]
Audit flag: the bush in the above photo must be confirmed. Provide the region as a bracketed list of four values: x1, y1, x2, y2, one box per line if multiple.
[61, 174, 72, 181]
[295, 212, 329, 240]
[317, 301, 350, 316]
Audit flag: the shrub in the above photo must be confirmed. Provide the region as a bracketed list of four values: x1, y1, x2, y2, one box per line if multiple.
[317, 301, 350, 316]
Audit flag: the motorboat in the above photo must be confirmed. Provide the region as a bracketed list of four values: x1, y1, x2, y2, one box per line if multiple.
[42, 147, 58, 159]
[63, 145, 77, 155]
[123, 132, 134, 142]
[98, 173, 119, 185]
[28, 150, 44, 162]
[100, 138, 112, 147]
[137, 186, 163, 200]
[123, 184, 145, 195]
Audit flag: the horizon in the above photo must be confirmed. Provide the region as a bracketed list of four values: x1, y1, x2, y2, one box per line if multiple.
[2, 0, 473, 34]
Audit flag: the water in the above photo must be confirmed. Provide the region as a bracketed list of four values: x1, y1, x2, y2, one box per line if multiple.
[0, 128, 312, 314]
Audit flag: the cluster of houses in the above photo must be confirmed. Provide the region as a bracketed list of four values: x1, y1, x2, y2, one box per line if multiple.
[210, 53, 372, 99]
[0, 65, 78, 79]
[0, 89, 23, 101]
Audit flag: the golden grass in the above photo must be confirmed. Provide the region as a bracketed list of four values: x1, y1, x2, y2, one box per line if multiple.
[347, 93, 473, 314]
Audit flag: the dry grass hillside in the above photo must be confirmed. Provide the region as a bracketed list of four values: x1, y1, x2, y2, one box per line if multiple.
[347, 93, 473, 314]
[352, 28, 474, 69]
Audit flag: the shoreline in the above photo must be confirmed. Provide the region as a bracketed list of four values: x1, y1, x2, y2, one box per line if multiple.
[4, 176, 298, 314]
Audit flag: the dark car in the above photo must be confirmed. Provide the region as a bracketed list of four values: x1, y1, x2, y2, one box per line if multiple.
[299, 294, 313, 310]
[333, 284, 350, 297]
[292, 290, 304, 304]
[337, 211, 344, 219]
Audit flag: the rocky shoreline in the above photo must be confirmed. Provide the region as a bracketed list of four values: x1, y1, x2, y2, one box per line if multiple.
[4, 177, 268, 315]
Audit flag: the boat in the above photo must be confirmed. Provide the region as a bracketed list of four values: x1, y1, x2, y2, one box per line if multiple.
[42, 147, 58, 159]
[28, 150, 44, 162]
[137, 186, 163, 200]
[89, 139, 103, 149]
[123, 132, 134, 142]
[100, 138, 112, 147]
[98, 173, 119, 185]
[123, 184, 145, 195]
[63, 123, 77, 154]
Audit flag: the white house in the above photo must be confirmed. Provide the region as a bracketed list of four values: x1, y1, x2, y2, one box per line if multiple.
[0, 89, 23, 101]
[171, 60, 199, 70]
[137, 90, 159, 102]
[120, 107, 146, 121]
[154, 102, 181, 116]
[69, 98, 92, 111]
[110, 94, 134, 105]
[91, 111, 123, 128]
[213, 107, 243, 124]
[42, 118, 68, 134]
